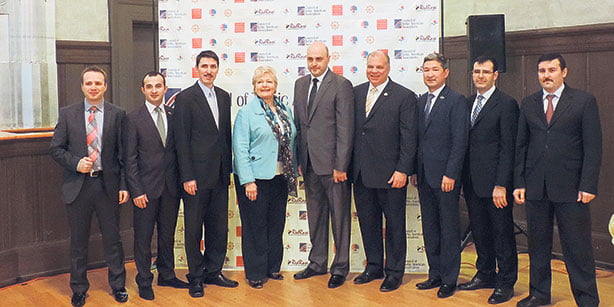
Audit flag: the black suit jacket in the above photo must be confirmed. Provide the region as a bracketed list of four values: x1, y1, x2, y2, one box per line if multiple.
[125, 104, 180, 199]
[352, 79, 417, 188]
[173, 82, 232, 188]
[49, 101, 127, 204]
[416, 85, 468, 188]
[462, 88, 519, 198]
[514, 85, 602, 202]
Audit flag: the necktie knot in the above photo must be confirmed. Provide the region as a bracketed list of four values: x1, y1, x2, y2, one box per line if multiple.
[477, 95, 485, 103]
[546, 94, 555, 102]
[89, 106, 98, 113]
[312, 78, 319, 85]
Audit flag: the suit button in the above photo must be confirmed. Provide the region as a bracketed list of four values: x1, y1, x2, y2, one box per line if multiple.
[545, 145, 549, 149]
[361, 132, 365, 136]
[250, 156, 255, 160]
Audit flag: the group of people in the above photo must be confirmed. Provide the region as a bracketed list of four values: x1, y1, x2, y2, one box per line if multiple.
[49, 40, 601, 307]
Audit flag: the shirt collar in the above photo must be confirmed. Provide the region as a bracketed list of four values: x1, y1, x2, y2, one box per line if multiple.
[428, 84, 445, 99]
[369, 78, 390, 93]
[311, 68, 329, 83]
[542, 83, 565, 99]
[477, 85, 496, 102]
[198, 80, 216, 98]
[145, 100, 164, 113]
[84, 99, 104, 111]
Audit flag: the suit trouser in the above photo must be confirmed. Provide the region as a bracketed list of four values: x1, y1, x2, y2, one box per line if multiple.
[526, 198, 599, 307]
[353, 176, 407, 278]
[66, 175, 126, 294]
[417, 181, 461, 285]
[133, 185, 180, 287]
[183, 180, 228, 283]
[235, 175, 288, 281]
[304, 164, 351, 276]
[463, 184, 517, 289]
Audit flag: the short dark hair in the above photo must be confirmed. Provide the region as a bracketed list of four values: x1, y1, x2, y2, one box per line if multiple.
[473, 55, 498, 72]
[423, 53, 449, 70]
[537, 53, 567, 70]
[195, 50, 219, 67]
[142, 71, 166, 87]
[81, 65, 108, 84]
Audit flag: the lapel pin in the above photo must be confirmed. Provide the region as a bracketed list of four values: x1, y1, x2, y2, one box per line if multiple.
[383, 92, 388, 96]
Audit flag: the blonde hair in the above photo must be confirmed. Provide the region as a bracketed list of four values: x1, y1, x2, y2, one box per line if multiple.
[252, 66, 278, 88]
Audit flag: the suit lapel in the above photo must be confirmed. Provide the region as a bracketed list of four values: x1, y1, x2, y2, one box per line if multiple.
[308, 70, 332, 122]
[102, 102, 113, 152]
[193, 82, 219, 132]
[75, 103, 88, 155]
[425, 86, 448, 129]
[355, 83, 368, 127]
[365, 80, 392, 122]
[472, 89, 502, 128]
[140, 105, 165, 148]
[532, 93, 548, 128]
[548, 87, 572, 127]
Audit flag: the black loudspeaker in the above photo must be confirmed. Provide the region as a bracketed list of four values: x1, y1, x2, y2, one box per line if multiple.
[467, 14, 506, 72]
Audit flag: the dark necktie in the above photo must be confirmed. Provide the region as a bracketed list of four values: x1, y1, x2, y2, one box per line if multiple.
[545, 94, 555, 124]
[86, 106, 101, 171]
[155, 106, 166, 146]
[424, 93, 435, 121]
[471, 95, 485, 126]
[308, 78, 319, 114]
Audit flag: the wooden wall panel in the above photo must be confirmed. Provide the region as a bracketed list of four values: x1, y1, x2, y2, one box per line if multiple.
[444, 23, 614, 268]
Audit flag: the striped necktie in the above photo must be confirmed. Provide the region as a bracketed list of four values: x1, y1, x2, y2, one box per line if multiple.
[471, 95, 485, 126]
[365, 87, 378, 117]
[86, 106, 101, 171]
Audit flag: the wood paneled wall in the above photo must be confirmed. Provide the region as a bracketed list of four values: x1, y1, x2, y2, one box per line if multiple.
[443, 23, 614, 269]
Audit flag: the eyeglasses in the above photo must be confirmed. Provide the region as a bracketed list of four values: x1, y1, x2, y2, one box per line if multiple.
[472, 70, 494, 75]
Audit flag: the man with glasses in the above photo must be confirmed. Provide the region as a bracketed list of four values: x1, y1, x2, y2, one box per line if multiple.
[459, 56, 519, 304]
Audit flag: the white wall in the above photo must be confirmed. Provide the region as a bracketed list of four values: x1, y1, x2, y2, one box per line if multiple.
[55, 0, 109, 41]
[444, 0, 614, 36]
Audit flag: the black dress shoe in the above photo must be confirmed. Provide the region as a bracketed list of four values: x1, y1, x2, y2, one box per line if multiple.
[71, 292, 86, 307]
[113, 288, 129, 303]
[458, 276, 496, 290]
[267, 272, 284, 280]
[204, 273, 239, 288]
[247, 279, 265, 289]
[488, 288, 514, 304]
[188, 281, 204, 298]
[353, 271, 384, 284]
[293, 267, 326, 280]
[138, 286, 154, 300]
[158, 277, 190, 289]
[437, 284, 457, 298]
[380, 276, 402, 292]
[328, 274, 345, 288]
[416, 277, 442, 290]
[517, 295, 550, 307]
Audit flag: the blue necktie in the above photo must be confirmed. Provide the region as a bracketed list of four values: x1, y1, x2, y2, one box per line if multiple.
[471, 95, 485, 126]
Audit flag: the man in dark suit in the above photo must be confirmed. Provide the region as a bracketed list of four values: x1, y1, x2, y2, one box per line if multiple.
[292, 41, 354, 288]
[125, 72, 189, 301]
[49, 66, 130, 306]
[410, 53, 468, 298]
[351, 50, 417, 292]
[513, 53, 601, 307]
[173, 50, 237, 298]
[459, 56, 518, 304]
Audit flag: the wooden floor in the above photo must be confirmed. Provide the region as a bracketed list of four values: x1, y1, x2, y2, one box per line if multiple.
[1, 246, 612, 306]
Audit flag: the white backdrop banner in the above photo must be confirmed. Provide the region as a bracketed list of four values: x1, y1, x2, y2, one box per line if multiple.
[160, 0, 440, 273]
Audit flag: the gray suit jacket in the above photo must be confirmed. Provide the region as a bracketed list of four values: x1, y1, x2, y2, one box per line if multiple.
[293, 69, 354, 175]
[49, 101, 127, 204]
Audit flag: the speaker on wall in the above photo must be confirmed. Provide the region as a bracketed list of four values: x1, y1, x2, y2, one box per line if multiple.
[467, 14, 506, 72]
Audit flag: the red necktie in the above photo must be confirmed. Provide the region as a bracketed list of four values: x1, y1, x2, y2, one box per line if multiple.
[545, 94, 555, 124]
